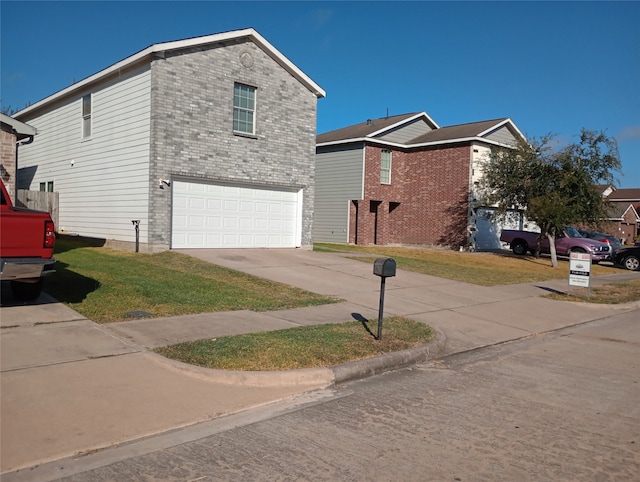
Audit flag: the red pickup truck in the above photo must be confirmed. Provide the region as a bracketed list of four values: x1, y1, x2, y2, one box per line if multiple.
[500, 226, 612, 263]
[0, 179, 56, 300]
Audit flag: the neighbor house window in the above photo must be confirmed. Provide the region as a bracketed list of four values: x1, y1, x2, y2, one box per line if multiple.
[233, 83, 256, 135]
[82, 94, 92, 139]
[40, 181, 54, 192]
[380, 150, 392, 184]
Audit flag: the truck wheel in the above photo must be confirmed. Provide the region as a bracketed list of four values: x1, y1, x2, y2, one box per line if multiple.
[11, 278, 44, 301]
[512, 240, 528, 256]
[622, 255, 640, 271]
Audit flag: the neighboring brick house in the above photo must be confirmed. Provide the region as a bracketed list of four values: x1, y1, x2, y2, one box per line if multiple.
[0, 113, 37, 203]
[315, 112, 527, 249]
[599, 185, 640, 244]
[13, 29, 325, 251]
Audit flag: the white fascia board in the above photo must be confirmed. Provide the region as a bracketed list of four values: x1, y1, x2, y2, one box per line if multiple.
[477, 118, 527, 143]
[16, 28, 325, 118]
[367, 112, 440, 138]
[318, 136, 517, 150]
[0, 113, 37, 136]
[317, 137, 407, 149]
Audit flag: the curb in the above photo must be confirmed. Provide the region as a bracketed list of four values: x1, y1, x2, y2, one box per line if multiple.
[145, 329, 448, 388]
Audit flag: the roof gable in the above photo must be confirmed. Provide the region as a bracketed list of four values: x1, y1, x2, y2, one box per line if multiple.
[16, 28, 325, 118]
[318, 114, 526, 148]
[316, 112, 438, 144]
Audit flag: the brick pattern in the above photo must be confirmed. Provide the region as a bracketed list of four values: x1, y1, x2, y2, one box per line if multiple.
[0, 129, 17, 202]
[350, 144, 471, 246]
[147, 39, 318, 248]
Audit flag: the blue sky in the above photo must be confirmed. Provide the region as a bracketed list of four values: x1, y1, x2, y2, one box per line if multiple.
[2, 1, 638, 187]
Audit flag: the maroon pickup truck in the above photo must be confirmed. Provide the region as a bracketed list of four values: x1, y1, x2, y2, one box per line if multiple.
[500, 226, 611, 263]
[0, 179, 56, 300]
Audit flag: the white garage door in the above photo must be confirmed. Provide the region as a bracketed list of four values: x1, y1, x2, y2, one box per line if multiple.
[172, 181, 301, 248]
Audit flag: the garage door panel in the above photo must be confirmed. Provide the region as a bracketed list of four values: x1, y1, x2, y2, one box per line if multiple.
[172, 181, 300, 248]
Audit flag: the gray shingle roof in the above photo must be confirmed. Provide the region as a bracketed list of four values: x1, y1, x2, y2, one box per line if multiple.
[317, 113, 512, 146]
[316, 113, 421, 144]
[408, 118, 509, 144]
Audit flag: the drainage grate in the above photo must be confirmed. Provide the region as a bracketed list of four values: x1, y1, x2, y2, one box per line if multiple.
[125, 310, 153, 319]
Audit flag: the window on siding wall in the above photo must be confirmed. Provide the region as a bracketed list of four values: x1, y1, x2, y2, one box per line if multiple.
[380, 150, 392, 184]
[39, 181, 54, 192]
[82, 94, 92, 139]
[233, 83, 256, 135]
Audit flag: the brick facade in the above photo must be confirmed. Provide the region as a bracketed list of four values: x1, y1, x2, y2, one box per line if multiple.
[350, 143, 470, 246]
[0, 129, 17, 203]
[148, 39, 318, 249]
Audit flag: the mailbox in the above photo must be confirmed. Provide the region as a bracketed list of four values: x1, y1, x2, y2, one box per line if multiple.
[373, 257, 396, 278]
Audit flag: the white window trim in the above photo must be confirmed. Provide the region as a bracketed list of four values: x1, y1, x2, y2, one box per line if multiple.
[82, 94, 92, 139]
[233, 83, 257, 136]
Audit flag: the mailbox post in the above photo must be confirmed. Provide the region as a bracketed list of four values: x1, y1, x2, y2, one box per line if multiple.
[373, 258, 396, 340]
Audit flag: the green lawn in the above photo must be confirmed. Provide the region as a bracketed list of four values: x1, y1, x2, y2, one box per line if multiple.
[47, 237, 338, 323]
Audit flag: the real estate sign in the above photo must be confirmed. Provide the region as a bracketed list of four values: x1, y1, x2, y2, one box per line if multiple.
[569, 252, 592, 288]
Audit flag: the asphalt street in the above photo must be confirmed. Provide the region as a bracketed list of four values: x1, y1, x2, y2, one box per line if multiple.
[17, 308, 639, 482]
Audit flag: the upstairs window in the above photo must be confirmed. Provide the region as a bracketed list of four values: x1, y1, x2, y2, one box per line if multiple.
[380, 150, 392, 184]
[82, 94, 92, 139]
[233, 83, 256, 135]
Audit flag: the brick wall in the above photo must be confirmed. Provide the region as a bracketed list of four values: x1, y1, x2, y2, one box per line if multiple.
[148, 38, 318, 248]
[350, 143, 471, 246]
[0, 129, 17, 202]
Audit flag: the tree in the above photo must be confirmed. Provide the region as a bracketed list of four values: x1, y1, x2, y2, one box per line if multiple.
[479, 129, 621, 267]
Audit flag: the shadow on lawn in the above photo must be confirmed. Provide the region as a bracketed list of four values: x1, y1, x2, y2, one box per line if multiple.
[352, 312, 377, 339]
[43, 260, 101, 304]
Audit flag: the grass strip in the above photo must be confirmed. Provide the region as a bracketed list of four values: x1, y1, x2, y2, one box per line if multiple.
[154, 316, 435, 370]
[315, 243, 619, 286]
[544, 279, 640, 304]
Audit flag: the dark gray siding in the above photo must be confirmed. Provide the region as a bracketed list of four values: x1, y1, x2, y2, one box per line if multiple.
[314, 144, 364, 243]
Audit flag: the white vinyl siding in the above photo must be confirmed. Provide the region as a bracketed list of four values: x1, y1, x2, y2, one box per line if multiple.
[16, 65, 152, 243]
[313, 145, 365, 243]
[172, 181, 301, 248]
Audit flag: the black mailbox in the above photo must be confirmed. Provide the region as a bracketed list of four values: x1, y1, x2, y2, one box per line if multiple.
[373, 257, 396, 278]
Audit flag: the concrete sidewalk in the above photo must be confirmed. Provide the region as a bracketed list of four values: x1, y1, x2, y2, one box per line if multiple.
[1, 250, 639, 476]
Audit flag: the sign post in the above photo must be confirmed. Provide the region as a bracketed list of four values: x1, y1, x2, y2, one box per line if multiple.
[569, 252, 592, 298]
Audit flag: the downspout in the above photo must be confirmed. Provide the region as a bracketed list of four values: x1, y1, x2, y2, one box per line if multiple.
[14, 134, 35, 202]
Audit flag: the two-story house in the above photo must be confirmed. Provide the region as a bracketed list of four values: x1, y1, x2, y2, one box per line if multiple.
[315, 112, 527, 250]
[14, 28, 325, 252]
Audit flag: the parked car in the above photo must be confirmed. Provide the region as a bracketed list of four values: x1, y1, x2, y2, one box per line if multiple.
[500, 226, 611, 262]
[577, 229, 624, 254]
[613, 246, 640, 271]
